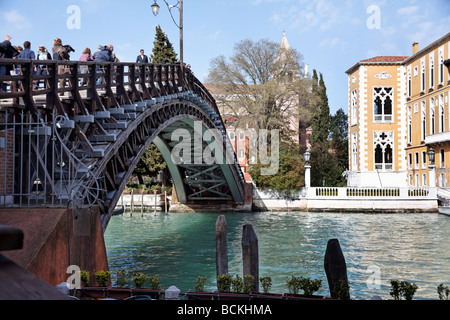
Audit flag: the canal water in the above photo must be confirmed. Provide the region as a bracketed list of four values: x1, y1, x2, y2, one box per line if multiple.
[104, 211, 450, 300]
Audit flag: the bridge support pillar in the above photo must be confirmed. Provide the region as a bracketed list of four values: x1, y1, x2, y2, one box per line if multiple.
[0, 207, 109, 287]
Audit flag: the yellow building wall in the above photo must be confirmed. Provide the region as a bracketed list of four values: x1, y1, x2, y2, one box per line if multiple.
[407, 38, 450, 187]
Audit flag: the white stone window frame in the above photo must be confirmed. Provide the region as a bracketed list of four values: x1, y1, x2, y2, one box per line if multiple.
[407, 65, 412, 98]
[373, 87, 394, 123]
[374, 131, 394, 171]
[421, 101, 427, 141]
[438, 46, 445, 85]
[430, 97, 436, 135]
[422, 151, 427, 170]
[351, 89, 358, 126]
[421, 57, 426, 93]
[429, 53, 435, 89]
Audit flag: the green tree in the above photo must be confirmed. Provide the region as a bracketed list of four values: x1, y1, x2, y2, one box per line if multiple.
[309, 71, 340, 187]
[249, 142, 304, 199]
[134, 144, 167, 185]
[151, 25, 178, 63]
[207, 38, 312, 139]
[330, 108, 349, 186]
[133, 26, 178, 186]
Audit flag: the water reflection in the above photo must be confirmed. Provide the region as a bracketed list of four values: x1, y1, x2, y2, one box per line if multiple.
[104, 212, 450, 300]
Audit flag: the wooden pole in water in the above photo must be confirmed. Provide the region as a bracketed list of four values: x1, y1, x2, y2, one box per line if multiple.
[242, 224, 259, 292]
[154, 190, 157, 216]
[130, 190, 134, 217]
[215, 215, 228, 288]
[165, 191, 167, 215]
[324, 238, 349, 299]
[141, 191, 144, 217]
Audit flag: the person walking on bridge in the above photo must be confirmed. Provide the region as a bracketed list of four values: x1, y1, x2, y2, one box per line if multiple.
[95, 44, 115, 86]
[0, 35, 19, 93]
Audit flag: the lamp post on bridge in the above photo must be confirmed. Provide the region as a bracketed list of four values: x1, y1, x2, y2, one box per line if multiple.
[304, 150, 311, 189]
[151, 0, 184, 68]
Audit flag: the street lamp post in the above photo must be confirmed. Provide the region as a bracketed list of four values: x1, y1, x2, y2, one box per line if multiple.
[151, 0, 184, 67]
[428, 148, 436, 187]
[304, 150, 311, 189]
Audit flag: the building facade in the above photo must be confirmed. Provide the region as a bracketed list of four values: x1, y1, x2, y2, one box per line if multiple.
[347, 32, 450, 188]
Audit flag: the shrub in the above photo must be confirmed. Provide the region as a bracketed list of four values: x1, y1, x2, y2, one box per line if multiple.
[260, 276, 272, 294]
[217, 273, 233, 293]
[133, 273, 148, 289]
[243, 275, 255, 294]
[148, 275, 161, 290]
[286, 275, 301, 295]
[194, 276, 207, 292]
[116, 269, 130, 288]
[231, 275, 243, 293]
[94, 270, 111, 287]
[300, 277, 322, 297]
[333, 279, 350, 300]
[390, 280, 418, 300]
[80, 270, 90, 287]
[438, 284, 450, 300]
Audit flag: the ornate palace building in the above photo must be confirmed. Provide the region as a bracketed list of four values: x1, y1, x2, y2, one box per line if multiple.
[347, 32, 450, 188]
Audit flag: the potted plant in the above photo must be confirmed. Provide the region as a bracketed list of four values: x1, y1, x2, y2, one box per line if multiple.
[116, 269, 130, 288]
[80, 270, 90, 287]
[438, 283, 450, 300]
[217, 273, 233, 293]
[390, 280, 418, 301]
[333, 279, 350, 300]
[285, 276, 327, 300]
[243, 275, 255, 294]
[148, 275, 161, 290]
[94, 270, 111, 287]
[260, 276, 272, 294]
[231, 275, 243, 293]
[194, 276, 207, 292]
[133, 273, 148, 289]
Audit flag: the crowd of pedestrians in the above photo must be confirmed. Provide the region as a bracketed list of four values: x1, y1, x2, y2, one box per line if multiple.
[1, 34, 189, 94]
[0, 34, 120, 93]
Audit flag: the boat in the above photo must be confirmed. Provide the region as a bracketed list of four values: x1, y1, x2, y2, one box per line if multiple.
[438, 206, 450, 217]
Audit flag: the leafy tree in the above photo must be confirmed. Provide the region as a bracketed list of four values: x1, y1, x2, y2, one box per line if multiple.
[330, 108, 349, 186]
[151, 25, 178, 63]
[134, 144, 167, 185]
[309, 71, 341, 187]
[207, 38, 312, 141]
[249, 142, 304, 199]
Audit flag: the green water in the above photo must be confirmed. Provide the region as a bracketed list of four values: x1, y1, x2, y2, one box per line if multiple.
[104, 211, 450, 300]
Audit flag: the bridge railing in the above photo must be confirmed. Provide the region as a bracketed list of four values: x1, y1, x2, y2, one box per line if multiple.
[0, 58, 244, 207]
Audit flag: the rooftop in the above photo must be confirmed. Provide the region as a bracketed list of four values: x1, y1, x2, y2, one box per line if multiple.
[359, 56, 409, 63]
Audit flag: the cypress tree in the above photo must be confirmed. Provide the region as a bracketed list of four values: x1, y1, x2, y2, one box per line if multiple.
[310, 71, 338, 187]
[151, 25, 178, 63]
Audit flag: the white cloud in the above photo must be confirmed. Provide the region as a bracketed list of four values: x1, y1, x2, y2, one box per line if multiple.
[207, 30, 221, 41]
[319, 37, 348, 50]
[1, 10, 31, 30]
[269, 0, 355, 33]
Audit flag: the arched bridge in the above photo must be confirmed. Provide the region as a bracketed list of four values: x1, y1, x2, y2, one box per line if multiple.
[0, 58, 249, 229]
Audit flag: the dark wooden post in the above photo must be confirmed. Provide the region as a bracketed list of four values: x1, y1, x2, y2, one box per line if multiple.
[324, 238, 349, 299]
[242, 224, 259, 292]
[215, 215, 228, 283]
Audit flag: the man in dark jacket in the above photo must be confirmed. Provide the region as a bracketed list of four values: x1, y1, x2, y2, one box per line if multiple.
[136, 49, 149, 63]
[95, 45, 115, 85]
[0, 35, 20, 93]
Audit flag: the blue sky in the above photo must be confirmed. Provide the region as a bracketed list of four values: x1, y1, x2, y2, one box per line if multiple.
[1, 0, 449, 115]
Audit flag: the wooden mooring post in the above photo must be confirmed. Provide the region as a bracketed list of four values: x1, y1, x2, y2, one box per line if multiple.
[242, 224, 259, 292]
[324, 238, 350, 299]
[215, 215, 228, 286]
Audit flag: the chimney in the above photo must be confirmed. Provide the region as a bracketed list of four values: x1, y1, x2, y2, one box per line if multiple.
[413, 42, 419, 54]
